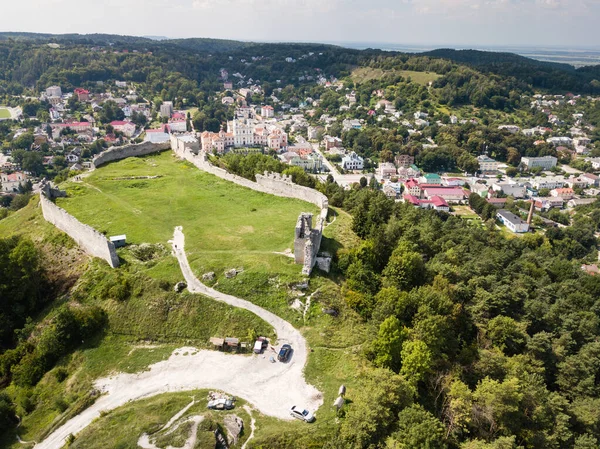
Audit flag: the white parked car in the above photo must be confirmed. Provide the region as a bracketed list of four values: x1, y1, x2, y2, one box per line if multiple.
[290, 405, 315, 422]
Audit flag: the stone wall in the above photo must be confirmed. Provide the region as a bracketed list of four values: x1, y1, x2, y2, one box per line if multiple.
[40, 194, 120, 268]
[171, 146, 327, 275]
[92, 141, 171, 168]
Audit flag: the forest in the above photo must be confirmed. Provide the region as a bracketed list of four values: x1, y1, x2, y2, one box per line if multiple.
[321, 184, 600, 449]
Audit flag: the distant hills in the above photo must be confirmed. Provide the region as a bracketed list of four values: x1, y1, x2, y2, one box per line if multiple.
[0, 32, 599, 94]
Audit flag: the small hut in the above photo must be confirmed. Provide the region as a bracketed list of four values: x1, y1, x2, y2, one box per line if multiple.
[210, 337, 225, 349]
[224, 337, 240, 350]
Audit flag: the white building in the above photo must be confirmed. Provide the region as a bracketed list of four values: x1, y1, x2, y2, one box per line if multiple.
[492, 182, 527, 198]
[499, 125, 520, 134]
[377, 162, 397, 179]
[145, 128, 170, 143]
[171, 134, 200, 154]
[477, 155, 500, 173]
[160, 101, 173, 118]
[341, 152, 364, 170]
[521, 156, 558, 170]
[46, 85, 62, 97]
[110, 120, 136, 137]
[1, 171, 28, 193]
[497, 210, 530, 233]
[261, 105, 274, 118]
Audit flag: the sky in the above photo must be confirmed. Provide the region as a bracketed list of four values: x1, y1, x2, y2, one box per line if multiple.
[1, 0, 599, 48]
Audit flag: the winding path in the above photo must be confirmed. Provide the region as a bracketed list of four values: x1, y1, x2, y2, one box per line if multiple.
[34, 227, 322, 449]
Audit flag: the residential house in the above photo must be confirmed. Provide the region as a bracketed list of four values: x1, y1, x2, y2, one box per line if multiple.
[377, 162, 397, 179]
[261, 105, 274, 118]
[498, 125, 520, 134]
[497, 210, 530, 233]
[419, 173, 442, 185]
[397, 165, 420, 180]
[566, 176, 591, 189]
[395, 154, 414, 168]
[74, 88, 90, 102]
[581, 173, 600, 187]
[323, 135, 343, 150]
[547, 137, 573, 147]
[342, 119, 362, 131]
[404, 194, 449, 212]
[568, 198, 597, 208]
[403, 179, 421, 196]
[492, 182, 526, 199]
[110, 120, 136, 137]
[585, 158, 600, 170]
[534, 197, 564, 211]
[550, 187, 574, 200]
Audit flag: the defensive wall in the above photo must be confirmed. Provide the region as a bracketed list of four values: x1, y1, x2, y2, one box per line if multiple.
[78, 137, 328, 274]
[40, 194, 120, 268]
[171, 141, 328, 275]
[92, 141, 171, 168]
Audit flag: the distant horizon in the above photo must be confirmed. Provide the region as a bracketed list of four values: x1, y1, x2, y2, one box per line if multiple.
[4, 30, 600, 53]
[4, 30, 600, 67]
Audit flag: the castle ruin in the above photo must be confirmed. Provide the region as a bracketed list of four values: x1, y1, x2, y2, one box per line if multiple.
[294, 212, 324, 276]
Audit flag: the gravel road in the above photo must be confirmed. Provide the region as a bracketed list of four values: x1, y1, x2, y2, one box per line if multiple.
[34, 226, 322, 448]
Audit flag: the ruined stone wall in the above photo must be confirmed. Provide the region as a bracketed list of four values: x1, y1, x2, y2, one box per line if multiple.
[92, 141, 171, 168]
[171, 146, 328, 275]
[40, 194, 120, 267]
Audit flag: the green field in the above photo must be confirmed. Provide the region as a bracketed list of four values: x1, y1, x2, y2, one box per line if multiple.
[57, 151, 319, 285]
[0, 107, 11, 119]
[350, 67, 441, 85]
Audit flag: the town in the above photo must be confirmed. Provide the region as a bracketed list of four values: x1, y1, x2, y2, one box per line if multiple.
[2, 31, 600, 449]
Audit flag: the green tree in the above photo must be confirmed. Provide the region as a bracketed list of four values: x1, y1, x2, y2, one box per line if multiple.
[387, 404, 447, 449]
[400, 339, 433, 384]
[370, 316, 408, 372]
[487, 316, 528, 356]
[383, 240, 426, 291]
[339, 369, 413, 448]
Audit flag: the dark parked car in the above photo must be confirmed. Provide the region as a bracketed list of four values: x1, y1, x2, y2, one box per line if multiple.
[278, 344, 292, 362]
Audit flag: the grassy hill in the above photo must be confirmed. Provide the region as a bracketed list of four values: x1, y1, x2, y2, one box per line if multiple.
[56, 151, 319, 315]
[350, 67, 441, 85]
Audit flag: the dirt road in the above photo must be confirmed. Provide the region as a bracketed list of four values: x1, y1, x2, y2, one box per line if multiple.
[35, 226, 322, 449]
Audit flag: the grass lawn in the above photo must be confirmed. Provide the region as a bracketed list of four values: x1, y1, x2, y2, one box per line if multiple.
[350, 67, 441, 86]
[452, 205, 480, 219]
[0, 107, 11, 119]
[57, 150, 319, 286]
